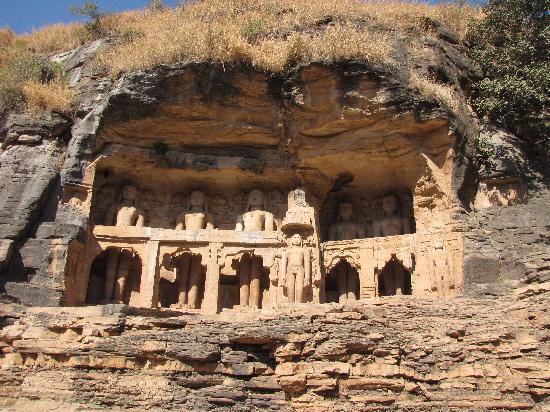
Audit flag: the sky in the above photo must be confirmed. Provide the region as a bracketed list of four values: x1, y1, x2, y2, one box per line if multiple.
[1, 0, 484, 35]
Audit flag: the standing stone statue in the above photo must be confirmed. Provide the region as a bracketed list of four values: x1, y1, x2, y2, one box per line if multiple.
[429, 239, 454, 298]
[373, 194, 411, 237]
[176, 253, 204, 309]
[95, 185, 116, 225]
[281, 234, 311, 303]
[328, 202, 366, 241]
[101, 247, 136, 304]
[175, 190, 215, 230]
[488, 186, 507, 207]
[111, 249, 135, 304]
[235, 189, 275, 232]
[473, 183, 492, 210]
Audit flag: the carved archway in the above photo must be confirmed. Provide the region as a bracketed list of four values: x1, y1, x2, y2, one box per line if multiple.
[325, 258, 360, 303]
[158, 250, 206, 309]
[376, 256, 412, 297]
[85, 247, 142, 305]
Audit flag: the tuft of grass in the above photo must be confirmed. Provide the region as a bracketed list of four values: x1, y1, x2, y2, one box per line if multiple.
[0, 27, 16, 48]
[19, 23, 87, 56]
[410, 70, 462, 114]
[0, 48, 73, 113]
[22, 80, 74, 113]
[410, 69, 475, 123]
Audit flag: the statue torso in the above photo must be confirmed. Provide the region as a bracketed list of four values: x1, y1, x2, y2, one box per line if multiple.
[287, 248, 304, 269]
[185, 212, 207, 230]
[116, 205, 138, 226]
[243, 210, 265, 231]
[332, 221, 361, 240]
[380, 216, 403, 236]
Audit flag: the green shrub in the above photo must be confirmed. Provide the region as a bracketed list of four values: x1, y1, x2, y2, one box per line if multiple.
[241, 19, 264, 42]
[149, 0, 166, 12]
[69, 1, 104, 38]
[469, 0, 549, 161]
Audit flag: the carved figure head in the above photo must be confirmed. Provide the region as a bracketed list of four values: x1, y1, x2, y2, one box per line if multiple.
[479, 182, 488, 192]
[121, 185, 137, 202]
[337, 202, 355, 222]
[247, 189, 266, 211]
[171, 193, 186, 206]
[188, 190, 207, 211]
[98, 185, 115, 200]
[433, 239, 444, 250]
[289, 233, 302, 246]
[288, 188, 307, 208]
[270, 189, 285, 204]
[382, 194, 399, 216]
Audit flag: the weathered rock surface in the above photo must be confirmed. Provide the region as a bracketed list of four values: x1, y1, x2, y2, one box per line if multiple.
[0, 292, 548, 411]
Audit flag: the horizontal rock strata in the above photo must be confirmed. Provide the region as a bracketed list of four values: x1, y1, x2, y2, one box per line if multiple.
[1, 286, 548, 411]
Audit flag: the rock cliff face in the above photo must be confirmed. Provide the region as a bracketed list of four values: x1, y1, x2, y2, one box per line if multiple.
[0, 20, 549, 411]
[0, 285, 548, 411]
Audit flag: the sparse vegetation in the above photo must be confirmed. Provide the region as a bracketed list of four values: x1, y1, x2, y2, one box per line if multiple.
[22, 80, 74, 113]
[19, 23, 87, 55]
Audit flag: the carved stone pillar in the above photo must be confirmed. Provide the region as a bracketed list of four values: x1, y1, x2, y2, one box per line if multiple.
[203, 242, 222, 315]
[359, 245, 376, 298]
[141, 240, 160, 308]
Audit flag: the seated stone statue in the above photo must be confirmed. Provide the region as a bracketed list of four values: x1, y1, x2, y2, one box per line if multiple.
[175, 190, 215, 230]
[328, 202, 366, 241]
[236, 189, 275, 232]
[105, 184, 146, 227]
[372, 194, 410, 237]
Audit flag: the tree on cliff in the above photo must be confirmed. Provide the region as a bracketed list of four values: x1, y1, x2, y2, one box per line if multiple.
[469, 0, 549, 162]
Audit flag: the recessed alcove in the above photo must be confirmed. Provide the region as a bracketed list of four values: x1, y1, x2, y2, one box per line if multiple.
[158, 252, 206, 309]
[325, 260, 360, 303]
[377, 259, 412, 297]
[85, 248, 142, 305]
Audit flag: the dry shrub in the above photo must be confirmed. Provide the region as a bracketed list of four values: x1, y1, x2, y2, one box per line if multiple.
[19, 23, 86, 55]
[410, 70, 461, 113]
[0, 28, 16, 47]
[22, 80, 74, 113]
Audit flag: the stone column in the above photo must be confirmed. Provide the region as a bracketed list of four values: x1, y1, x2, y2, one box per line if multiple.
[360, 245, 376, 298]
[140, 240, 160, 308]
[203, 243, 221, 315]
[249, 256, 262, 307]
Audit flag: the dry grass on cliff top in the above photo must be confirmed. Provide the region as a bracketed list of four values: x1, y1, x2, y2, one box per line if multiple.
[99, 0, 479, 74]
[1, 0, 480, 115]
